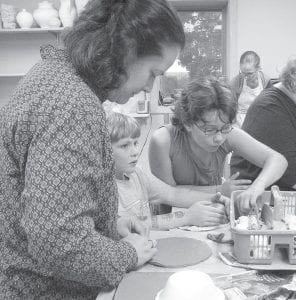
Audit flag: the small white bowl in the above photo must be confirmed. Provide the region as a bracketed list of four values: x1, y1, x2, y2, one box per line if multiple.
[154, 270, 225, 300]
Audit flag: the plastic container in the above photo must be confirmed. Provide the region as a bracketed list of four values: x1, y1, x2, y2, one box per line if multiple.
[137, 92, 150, 114]
[230, 189, 296, 264]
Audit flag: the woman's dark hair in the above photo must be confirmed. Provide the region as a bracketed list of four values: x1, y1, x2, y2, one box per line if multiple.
[63, 0, 185, 100]
[171, 76, 237, 129]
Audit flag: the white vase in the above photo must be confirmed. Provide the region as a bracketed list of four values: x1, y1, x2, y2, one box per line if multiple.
[33, 1, 59, 28]
[59, 0, 77, 28]
[75, 0, 88, 16]
[16, 9, 34, 29]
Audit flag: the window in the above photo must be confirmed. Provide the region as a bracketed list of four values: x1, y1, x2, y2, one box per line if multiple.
[158, 1, 226, 106]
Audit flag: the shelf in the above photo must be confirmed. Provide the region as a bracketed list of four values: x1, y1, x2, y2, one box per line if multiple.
[0, 73, 25, 77]
[0, 27, 64, 33]
[150, 105, 174, 114]
[129, 113, 150, 118]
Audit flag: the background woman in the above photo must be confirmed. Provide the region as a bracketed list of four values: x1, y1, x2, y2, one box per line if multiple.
[230, 50, 272, 127]
[231, 57, 296, 191]
[0, 0, 185, 298]
[149, 77, 287, 214]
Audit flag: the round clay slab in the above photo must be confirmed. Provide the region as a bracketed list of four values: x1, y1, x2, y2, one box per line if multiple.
[149, 237, 212, 268]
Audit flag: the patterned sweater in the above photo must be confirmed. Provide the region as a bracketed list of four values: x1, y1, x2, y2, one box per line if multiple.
[0, 44, 137, 299]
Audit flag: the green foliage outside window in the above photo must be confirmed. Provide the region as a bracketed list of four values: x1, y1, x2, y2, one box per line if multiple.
[179, 11, 223, 78]
[160, 11, 223, 103]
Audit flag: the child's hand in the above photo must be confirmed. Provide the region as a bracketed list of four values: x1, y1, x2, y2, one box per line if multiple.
[185, 201, 227, 226]
[211, 192, 230, 218]
[219, 172, 252, 197]
[212, 202, 229, 224]
[236, 180, 265, 214]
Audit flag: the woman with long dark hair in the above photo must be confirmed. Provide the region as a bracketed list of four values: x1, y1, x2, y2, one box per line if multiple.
[0, 0, 185, 298]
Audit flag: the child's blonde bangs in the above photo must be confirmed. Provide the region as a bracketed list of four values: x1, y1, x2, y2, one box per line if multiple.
[107, 112, 141, 143]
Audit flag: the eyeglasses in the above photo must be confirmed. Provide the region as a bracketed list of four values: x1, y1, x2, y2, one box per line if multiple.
[241, 71, 257, 78]
[195, 123, 233, 136]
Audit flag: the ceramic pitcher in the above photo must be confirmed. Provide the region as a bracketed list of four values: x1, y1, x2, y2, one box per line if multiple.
[59, 0, 77, 27]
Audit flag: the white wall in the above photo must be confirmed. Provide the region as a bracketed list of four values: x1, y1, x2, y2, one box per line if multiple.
[0, 0, 60, 12]
[229, 0, 296, 78]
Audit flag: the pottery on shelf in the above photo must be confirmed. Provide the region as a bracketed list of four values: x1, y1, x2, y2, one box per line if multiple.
[33, 1, 59, 28]
[75, 0, 89, 16]
[1, 3, 17, 29]
[59, 0, 77, 28]
[48, 17, 62, 28]
[16, 9, 34, 29]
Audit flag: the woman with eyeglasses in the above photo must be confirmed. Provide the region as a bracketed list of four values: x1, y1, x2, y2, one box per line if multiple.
[149, 76, 287, 214]
[230, 51, 272, 127]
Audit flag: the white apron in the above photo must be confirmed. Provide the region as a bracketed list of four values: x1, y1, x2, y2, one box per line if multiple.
[236, 77, 263, 127]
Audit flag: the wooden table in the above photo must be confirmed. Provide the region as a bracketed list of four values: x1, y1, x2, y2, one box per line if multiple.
[96, 224, 246, 300]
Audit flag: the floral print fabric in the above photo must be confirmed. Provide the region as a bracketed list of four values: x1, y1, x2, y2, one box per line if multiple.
[0, 45, 137, 299]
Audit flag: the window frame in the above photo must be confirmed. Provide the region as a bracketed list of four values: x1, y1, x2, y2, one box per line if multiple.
[170, 0, 228, 11]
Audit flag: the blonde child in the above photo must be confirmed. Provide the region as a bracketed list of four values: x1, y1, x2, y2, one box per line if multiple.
[106, 112, 229, 230]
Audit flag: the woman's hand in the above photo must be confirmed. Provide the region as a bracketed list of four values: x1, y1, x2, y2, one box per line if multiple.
[117, 216, 150, 238]
[122, 234, 157, 267]
[235, 180, 265, 214]
[219, 172, 252, 197]
[185, 201, 228, 226]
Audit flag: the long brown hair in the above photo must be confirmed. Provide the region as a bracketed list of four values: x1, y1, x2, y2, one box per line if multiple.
[63, 0, 185, 101]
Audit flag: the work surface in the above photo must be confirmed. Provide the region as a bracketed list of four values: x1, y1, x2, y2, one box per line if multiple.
[96, 224, 246, 300]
